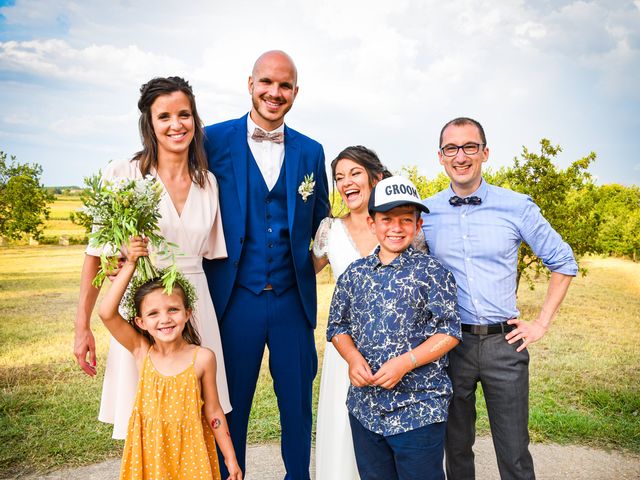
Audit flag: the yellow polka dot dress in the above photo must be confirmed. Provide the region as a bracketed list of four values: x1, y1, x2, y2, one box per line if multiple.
[119, 347, 221, 480]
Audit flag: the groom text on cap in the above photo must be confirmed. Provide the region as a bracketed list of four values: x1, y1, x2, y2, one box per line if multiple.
[385, 183, 419, 198]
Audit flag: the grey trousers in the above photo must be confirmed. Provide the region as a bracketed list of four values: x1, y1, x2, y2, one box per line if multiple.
[445, 331, 535, 480]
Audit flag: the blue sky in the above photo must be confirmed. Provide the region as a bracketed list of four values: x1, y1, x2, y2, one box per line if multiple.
[1, 0, 639, 186]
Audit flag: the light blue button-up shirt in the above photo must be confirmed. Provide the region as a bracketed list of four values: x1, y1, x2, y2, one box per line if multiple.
[422, 179, 578, 326]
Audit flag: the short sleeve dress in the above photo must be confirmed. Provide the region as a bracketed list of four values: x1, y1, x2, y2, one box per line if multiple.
[119, 347, 221, 480]
[88, 158, 231, 439]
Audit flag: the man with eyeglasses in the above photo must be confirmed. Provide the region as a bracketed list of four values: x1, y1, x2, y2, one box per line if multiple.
[421, 117, 578, 480]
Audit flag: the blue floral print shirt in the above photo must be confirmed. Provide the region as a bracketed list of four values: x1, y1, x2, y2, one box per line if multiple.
[327, 245, 462, 436]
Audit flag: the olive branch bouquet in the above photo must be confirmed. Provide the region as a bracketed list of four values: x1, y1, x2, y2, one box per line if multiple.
[81, 173, 179, 292]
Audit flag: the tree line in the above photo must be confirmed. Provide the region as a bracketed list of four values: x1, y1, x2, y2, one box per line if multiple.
[2, 144, 639, 280]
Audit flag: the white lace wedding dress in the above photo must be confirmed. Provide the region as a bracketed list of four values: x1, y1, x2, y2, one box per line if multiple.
[313, 216, 363, 480]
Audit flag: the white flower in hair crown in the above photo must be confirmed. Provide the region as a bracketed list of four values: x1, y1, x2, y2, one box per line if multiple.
[298, 173, 315, 202]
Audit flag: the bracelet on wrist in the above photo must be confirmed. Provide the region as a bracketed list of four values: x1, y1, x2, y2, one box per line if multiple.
[409, 350, 417, 369]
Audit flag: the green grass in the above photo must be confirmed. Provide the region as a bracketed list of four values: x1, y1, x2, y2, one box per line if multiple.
[43, 195, 86, 238]
[0, 246, 119, 475]
[1, 363, 120, 471]
[48, 196, 82, 217]
[0, 235, 639, 475]
[521, 257, 640, 448]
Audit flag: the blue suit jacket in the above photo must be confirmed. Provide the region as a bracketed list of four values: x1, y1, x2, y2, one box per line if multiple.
[203, 114, 330, 327]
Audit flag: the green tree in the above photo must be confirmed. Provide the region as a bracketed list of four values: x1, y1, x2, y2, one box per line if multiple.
[402, 166, 450, 199]
[501, 139, 598, 288]
[69, 184, 94, 233]
[0, 151, 54, 241]
[592, 184, 640, 261]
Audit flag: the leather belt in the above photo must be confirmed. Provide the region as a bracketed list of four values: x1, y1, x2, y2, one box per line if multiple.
[461, 322, 514, 335]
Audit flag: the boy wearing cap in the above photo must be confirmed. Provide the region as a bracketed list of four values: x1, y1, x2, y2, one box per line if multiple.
[327, 176, 462, 480]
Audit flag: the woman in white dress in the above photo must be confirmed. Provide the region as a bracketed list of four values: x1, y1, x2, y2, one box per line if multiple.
[313, 146, 390, 480]
[73, 77, 231, 439]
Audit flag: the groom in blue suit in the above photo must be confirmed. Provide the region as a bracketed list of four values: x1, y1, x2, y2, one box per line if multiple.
[203, 50, 330, 479]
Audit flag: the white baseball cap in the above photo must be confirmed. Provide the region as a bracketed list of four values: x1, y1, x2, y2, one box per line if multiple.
[368, 176, 429, 214]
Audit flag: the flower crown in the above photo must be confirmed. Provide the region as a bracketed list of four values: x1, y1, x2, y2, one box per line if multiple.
[121, 267, 198, 322]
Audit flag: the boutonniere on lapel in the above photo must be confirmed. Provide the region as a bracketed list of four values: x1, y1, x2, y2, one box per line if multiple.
[298, 173, 315, 202]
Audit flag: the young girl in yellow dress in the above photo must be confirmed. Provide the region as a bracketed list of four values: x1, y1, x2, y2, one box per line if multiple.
[99, 236, 242, 480]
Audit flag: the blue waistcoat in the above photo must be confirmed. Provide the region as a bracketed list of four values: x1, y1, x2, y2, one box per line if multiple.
[236, 151, 296, 294]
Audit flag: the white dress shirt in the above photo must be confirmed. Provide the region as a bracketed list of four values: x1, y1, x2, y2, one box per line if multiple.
[247, 115, 285, 191]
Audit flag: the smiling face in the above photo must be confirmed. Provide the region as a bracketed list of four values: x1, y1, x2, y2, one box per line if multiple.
[439, 123, 489, 197]
[334, 158, 375, 214]
[135, 289, 191, 345]
[150, 91, 195, 159]
[367, 205, 423, 264]
[248, 51, 299, 131]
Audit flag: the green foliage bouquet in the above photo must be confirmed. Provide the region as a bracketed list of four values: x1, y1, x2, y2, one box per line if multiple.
[81, 173, 178, 291]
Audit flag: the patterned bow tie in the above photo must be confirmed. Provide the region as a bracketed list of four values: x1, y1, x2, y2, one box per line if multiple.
[251, 128, 284, 144]
[449, 195, 482, 207]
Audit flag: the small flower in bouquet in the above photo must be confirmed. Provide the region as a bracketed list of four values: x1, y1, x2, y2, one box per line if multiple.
[81, 172, 179, 293]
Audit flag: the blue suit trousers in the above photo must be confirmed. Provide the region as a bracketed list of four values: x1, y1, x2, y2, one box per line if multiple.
[217, 285, 317, 480]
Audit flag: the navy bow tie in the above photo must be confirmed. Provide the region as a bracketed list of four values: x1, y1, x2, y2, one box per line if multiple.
[449, 195, 482, 207]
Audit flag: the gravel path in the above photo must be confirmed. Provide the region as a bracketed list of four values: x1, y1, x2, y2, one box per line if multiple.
[12, 437, 640, 479]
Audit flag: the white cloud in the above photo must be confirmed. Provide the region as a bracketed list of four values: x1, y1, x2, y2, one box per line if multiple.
[3, 112, 32, 125]
[50, 109, 138, 136]
[514, 21, 547, 48]
[0, 127, 128, 154]
[0, 39, 185, 87]
[0, 0, 70, 27]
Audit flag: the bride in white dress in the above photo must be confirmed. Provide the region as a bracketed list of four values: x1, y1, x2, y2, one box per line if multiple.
[312, 146, 387, 480]
[73, 77, 231, 439]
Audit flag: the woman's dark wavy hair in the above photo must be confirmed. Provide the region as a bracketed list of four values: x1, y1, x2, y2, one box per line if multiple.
[330, 145, 391, 217]
[133, 76, 208, 188]
[133, 278, 201, 346]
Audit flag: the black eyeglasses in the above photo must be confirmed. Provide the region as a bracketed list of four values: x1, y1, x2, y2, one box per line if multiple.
[440, 143, 485, 157]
